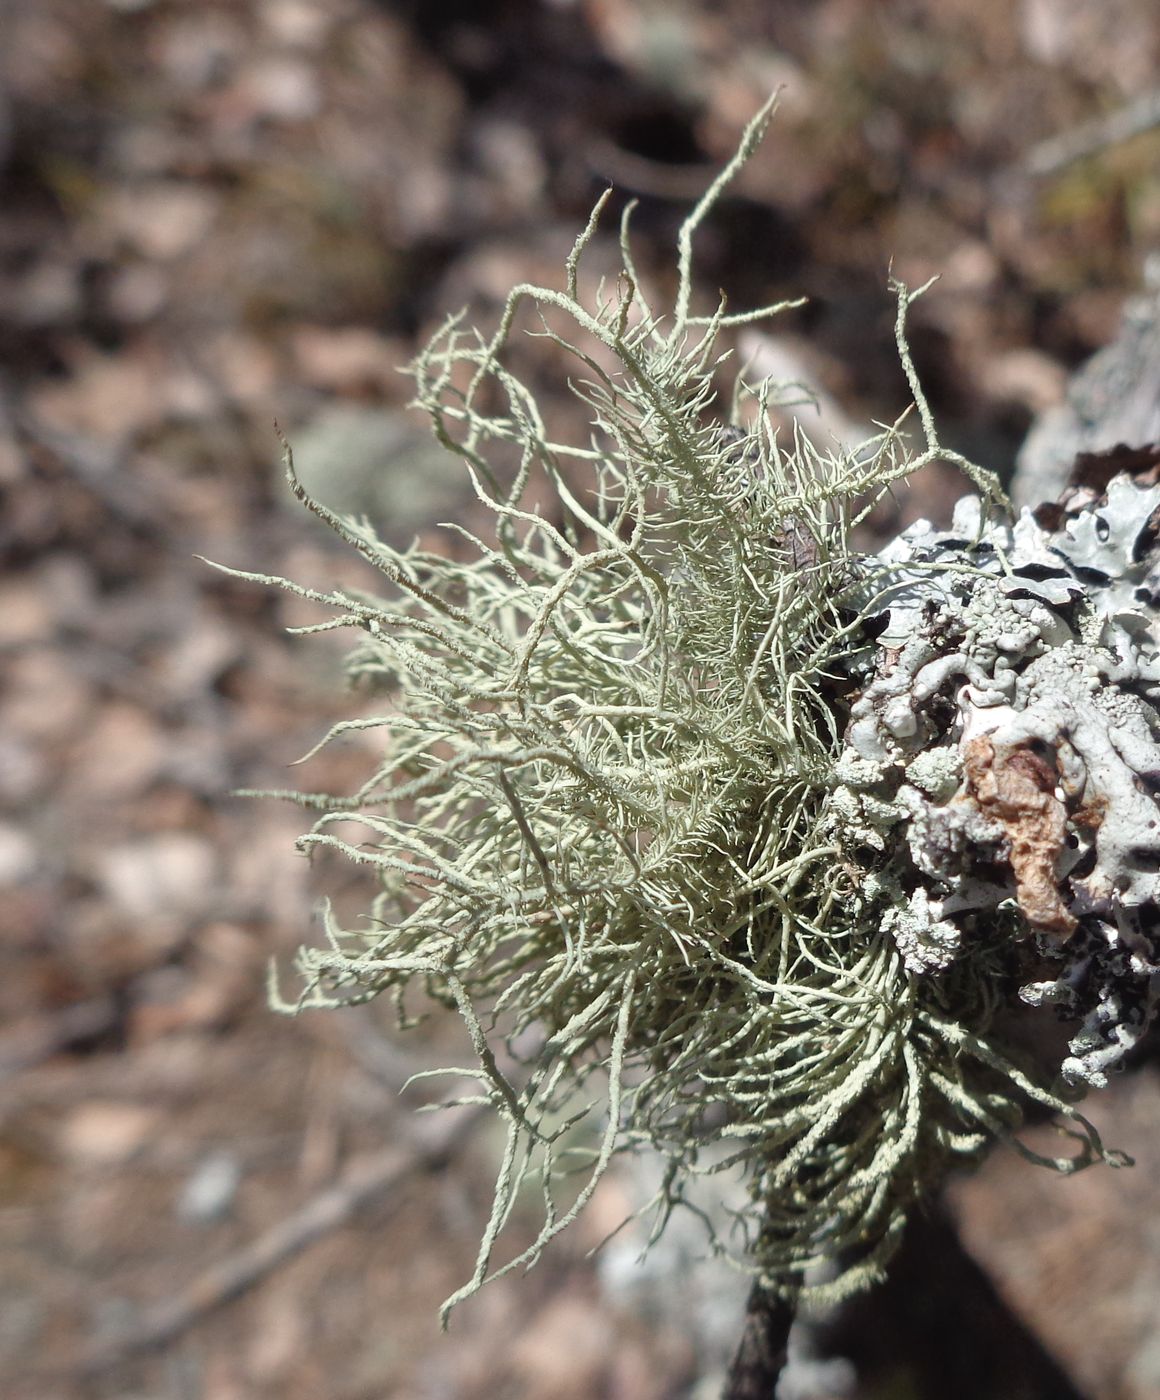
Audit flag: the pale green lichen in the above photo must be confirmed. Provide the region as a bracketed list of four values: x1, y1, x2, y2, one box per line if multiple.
[230, 100, 1123, 1317]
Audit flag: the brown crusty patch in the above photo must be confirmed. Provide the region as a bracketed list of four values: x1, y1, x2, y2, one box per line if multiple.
[961, 735, 1077, 940]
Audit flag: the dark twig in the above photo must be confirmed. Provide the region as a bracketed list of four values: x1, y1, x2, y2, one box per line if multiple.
[723, 1281, 796, 1400]
[0, 996, 121, 1085]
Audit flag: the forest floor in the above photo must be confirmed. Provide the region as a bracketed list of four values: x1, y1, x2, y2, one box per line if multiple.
[4, 2, 1160, 1397]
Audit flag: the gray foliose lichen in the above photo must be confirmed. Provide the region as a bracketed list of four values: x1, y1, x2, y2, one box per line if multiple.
[829, 470, 1160, 1088]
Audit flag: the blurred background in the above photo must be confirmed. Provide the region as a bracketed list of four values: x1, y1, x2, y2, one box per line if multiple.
[4, 1, 1160, 1397]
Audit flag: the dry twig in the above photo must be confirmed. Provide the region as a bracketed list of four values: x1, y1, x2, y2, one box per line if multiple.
[1022, 88, 1160, 179]
[80, 1104, 483, 1373]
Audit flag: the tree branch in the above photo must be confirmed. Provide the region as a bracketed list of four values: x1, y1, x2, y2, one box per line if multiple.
[723, 1281, 795, 1400]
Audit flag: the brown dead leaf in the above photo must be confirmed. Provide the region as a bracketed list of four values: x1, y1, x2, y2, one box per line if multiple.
[57, 1101, 160, 1167]
[67, 701, 167, 800]
[99, 182, 221, 261]
[290, 325, 402, 394]
[29, 350, 162, 441]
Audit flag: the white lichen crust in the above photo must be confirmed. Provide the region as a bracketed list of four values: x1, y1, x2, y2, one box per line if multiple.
[831, 475, 1160, 1086]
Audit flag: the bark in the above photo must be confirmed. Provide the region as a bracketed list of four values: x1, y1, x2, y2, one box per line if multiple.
[722, 1283, 795, 1400]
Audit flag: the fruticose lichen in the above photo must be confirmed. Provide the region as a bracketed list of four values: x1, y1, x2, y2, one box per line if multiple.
[237, 103, 1151, 1315]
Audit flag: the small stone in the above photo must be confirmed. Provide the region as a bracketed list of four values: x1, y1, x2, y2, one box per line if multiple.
[241, 56, 321, 121]
[0, 825, 38, 885]
[95, 833, 219, 922]
[177, 1149, 242, 1224]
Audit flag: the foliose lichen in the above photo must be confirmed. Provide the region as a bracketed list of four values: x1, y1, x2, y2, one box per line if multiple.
[231, 102, 1146, 1316]
[836, 472, 1160, 1089]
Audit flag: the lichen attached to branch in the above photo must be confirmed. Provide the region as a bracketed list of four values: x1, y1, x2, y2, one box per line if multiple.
[232, 100, 1138, 1317]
